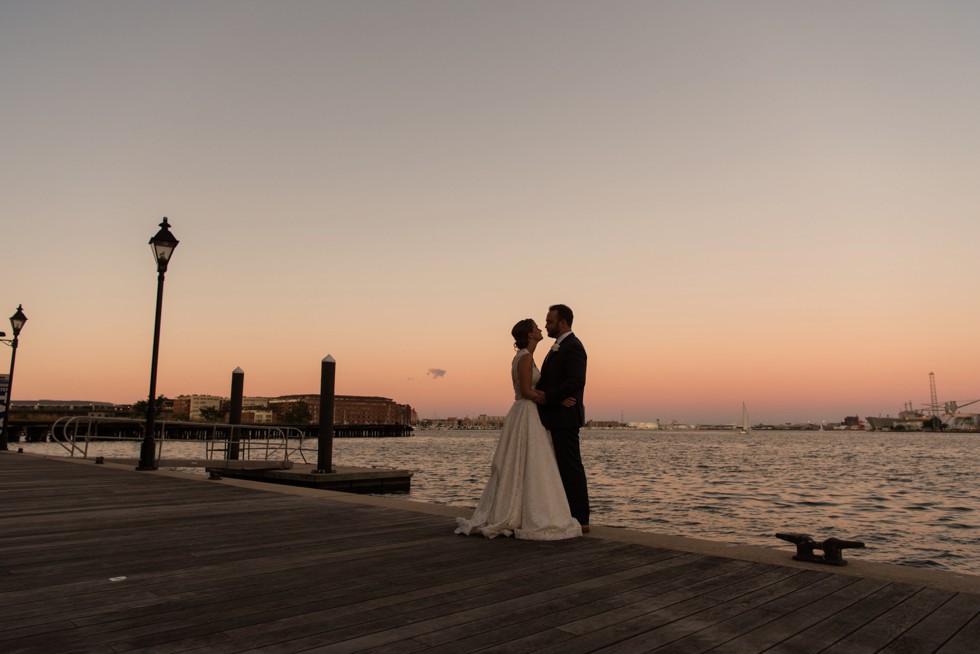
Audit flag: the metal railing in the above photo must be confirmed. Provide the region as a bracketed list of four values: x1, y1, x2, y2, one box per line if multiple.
[49, 416, 312, 464]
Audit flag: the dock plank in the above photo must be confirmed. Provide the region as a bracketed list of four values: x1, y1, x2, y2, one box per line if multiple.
[532, 566, 820, 653]
[822, 588, 959, 653]
[742, 577, 899, 653]
[606, 572, 870, 652]
[409, 553, 721, 651]
[935, 610, 980, 654]
[1, 453, 978, 654]
[881, 593, 980, 653]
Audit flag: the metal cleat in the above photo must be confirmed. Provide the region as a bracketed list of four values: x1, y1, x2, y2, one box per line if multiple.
[776, 532, 865, 566]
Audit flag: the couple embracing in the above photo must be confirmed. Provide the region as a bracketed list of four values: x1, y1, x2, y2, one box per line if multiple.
[456, 304, 590, 540]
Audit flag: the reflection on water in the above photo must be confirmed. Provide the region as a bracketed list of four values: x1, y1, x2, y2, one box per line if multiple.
[21, 429, 979, 574]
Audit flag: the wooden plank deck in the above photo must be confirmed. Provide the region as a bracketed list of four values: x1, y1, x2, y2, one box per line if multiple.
[1, 452, 978, 654]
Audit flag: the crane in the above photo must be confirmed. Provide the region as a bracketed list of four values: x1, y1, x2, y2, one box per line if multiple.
[929, 372, 940, 416]
[921, 372, 977, 416]
[945, 398, 980, 414]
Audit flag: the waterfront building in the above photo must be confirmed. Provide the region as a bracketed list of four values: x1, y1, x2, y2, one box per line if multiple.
[420, 415, 506, 430]
[627, 421, 661, 430]
[268, 395, 414, 425]
[9, 400, 132, 421]
[172, 394, 224, 421]
[587, 420, 627, 429]
[241, 409, 274, 424]
[10, 393, 414, 427]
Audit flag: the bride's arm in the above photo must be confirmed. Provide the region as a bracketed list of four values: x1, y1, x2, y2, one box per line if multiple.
[517, 354, 544, 402]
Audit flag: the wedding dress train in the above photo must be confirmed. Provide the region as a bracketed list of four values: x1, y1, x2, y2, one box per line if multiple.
[455, 349, 582, 540]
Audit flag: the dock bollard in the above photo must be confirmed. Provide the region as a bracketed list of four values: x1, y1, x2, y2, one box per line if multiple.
[775, 532, 865, 566]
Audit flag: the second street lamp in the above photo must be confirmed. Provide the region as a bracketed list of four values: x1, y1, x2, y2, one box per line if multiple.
[137, 218, 179, 471]
[1, 305, 28, 451]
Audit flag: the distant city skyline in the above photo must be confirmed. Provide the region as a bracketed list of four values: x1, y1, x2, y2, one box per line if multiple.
[7, 376, 959, 427]
[2, 2, 978, 425]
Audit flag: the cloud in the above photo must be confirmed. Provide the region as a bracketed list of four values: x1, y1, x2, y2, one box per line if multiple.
[427, 368, 447, 379]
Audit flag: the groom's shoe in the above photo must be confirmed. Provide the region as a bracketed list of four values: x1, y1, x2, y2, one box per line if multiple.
[581, 525, 590, 534]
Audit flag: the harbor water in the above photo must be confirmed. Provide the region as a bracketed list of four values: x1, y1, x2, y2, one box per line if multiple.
[21, 428, 979, 575]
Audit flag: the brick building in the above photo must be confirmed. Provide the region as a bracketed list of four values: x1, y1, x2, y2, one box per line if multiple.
[266, 395, 414, 425]
[172, 394, 224, 421]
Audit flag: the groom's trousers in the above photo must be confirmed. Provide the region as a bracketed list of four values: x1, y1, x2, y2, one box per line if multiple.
[551, 426, 590, 526]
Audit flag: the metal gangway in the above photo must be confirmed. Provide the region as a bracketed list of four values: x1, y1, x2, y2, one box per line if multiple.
[49, 416, 313, 465]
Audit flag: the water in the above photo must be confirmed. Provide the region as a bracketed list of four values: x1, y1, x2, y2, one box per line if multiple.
[21, 429, 980, 575]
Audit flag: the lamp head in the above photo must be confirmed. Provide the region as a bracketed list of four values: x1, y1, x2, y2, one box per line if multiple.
[9, 305, 26, 336]
[149, 217, 179, 272]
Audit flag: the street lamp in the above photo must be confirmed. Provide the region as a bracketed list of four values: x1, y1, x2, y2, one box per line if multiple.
[137, 218, 179, 470]
[1, 304, 28, 451]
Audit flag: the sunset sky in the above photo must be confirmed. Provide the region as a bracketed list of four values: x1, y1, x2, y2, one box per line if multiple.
[2, 1, 978, 424]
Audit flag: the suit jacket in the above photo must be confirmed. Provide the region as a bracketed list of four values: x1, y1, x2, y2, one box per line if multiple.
[536, 332, 587, 430]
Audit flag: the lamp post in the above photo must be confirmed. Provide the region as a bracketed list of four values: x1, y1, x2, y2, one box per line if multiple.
[0, 305, 27, 451]
[137, 218, 179, 470]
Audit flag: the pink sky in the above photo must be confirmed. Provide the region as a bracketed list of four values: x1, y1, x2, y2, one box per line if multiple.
[2, 1, 979, 424]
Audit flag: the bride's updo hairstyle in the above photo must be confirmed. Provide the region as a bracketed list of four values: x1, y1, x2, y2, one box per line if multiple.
[511, 318, 535, 350]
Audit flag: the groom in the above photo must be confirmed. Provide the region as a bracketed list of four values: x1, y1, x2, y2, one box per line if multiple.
[534, 303, 591, 532]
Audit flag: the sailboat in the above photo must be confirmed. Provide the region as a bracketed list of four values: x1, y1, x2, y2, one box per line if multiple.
[740, 402, 750, 434]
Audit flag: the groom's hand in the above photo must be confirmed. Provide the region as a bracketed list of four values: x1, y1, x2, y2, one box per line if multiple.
[561, 397, 577, 408]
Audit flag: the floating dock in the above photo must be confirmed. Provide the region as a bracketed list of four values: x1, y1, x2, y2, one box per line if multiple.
[90, 457, 414, 494]
[205, 461, 413, 493]
[1, 451, 978, 653]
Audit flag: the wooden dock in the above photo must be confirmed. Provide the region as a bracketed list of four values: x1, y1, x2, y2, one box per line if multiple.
[1, 452, 978, 653]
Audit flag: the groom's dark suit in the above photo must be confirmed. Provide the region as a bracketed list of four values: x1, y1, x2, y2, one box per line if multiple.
[537, 332, 590, 526]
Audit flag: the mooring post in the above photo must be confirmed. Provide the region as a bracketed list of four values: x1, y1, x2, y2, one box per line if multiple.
[775, 532, 865, 566]
[316, 355, 335, 474]
[229, 367, 244, 460]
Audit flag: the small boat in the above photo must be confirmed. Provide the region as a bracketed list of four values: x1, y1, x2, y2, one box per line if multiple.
[740, 402, 750, 434]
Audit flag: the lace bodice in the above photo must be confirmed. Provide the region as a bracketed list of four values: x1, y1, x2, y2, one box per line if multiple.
[512, 349, 540, 401]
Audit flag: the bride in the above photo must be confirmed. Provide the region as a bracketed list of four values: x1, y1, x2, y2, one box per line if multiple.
[455, 318, 583, 540]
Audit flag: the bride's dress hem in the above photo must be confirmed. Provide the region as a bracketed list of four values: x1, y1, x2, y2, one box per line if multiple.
[454, 518, 582, 541]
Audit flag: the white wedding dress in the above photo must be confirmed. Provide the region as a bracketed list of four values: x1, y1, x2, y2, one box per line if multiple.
[455, 349, 582, 540]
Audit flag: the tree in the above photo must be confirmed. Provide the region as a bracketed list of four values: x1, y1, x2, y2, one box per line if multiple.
[282, 401, 313, 425]
[199, 406, 223, 422]
[132, 395, 168, 418]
